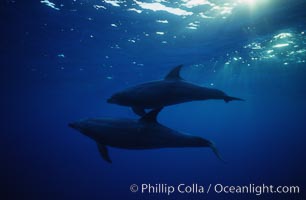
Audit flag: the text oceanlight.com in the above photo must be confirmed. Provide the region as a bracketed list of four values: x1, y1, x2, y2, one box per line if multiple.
[129, 183, 300, 196]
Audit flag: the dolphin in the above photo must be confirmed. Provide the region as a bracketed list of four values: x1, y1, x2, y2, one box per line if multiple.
[68, 108, 222, 163]
[107, 65, 244, 116]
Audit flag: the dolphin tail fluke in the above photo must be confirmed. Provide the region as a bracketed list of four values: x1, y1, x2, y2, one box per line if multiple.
[224, 96, 244, 103]
[208, 142, 226, 163]
[97, 143, 112, 163]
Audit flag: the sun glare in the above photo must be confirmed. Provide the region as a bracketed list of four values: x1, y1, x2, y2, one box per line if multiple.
[243, 0, 256, 5]
[239, 0, 268, 7]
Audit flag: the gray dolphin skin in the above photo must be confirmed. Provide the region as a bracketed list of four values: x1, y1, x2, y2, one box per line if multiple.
[68, 108, 222, 163]
[107, 65, 244, 116]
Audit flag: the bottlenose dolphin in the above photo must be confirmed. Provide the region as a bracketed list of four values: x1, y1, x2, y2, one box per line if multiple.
[68, 108, 222, 163]
[107, 65, 244, 116]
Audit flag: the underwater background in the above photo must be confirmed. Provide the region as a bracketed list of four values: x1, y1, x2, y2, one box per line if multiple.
[2, 0, 306, 199]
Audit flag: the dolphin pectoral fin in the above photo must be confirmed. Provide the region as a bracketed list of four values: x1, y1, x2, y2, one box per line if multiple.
[224, 96, 245, 103]
[132, 107, 146, 116]
[208, 143, 226, 163]
[164, 65, 184, 80]
[139, 107, 163, 123]
[97, 143, 112, 163]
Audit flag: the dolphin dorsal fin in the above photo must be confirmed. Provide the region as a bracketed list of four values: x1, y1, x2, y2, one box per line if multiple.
[139, 108, 163, 123]
[164, 65, 183, 80]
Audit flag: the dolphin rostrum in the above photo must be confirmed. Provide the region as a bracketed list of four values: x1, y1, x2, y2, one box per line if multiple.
[68, 108, 222, 163]
[107, 65, 244, 116]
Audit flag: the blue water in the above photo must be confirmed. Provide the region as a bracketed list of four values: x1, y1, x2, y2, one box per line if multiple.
[2, 0, 306, 199]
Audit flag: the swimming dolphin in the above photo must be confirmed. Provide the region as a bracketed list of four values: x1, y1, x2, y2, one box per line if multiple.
[68, 108, 222, 163]
[107, 65, 244, 116]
